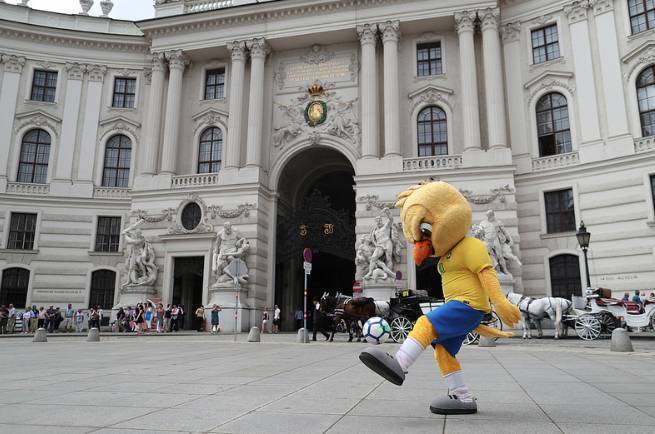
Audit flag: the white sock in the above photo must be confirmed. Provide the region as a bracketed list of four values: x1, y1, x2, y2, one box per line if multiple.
[443, 371, 474, 402]
[395, 337, 424, 372]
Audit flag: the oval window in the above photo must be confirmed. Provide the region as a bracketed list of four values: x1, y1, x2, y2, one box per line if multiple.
[181, 202, 202, 230]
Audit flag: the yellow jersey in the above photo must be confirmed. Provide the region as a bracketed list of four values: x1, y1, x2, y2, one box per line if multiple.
[437, 237, 492, 313]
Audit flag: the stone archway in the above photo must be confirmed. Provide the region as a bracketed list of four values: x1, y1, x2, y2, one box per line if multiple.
[275, 147, 356, 331]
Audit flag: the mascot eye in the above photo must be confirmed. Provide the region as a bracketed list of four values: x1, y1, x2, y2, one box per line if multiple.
[420, 222, 432, 237]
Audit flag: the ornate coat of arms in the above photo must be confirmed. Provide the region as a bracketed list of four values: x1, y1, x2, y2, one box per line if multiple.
[304, 84, 327, 127]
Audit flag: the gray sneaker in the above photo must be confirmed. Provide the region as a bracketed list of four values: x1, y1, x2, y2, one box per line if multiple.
[359, 347, 405, 386]
[429, 394, 477, 415]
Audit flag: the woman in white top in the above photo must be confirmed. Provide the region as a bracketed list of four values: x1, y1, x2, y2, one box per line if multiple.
[22, 309, 31, 334]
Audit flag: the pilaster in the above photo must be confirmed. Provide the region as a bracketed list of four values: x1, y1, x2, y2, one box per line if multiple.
[225, 41, 247, 169]
[140, 52, 166, 176]
[0, 55, 25, 184]
[54, 62, 85, 181]
[160, 50, 188, 175]
[77, 64, 107, 182]
[380, 20, 401, 157]
[455, 10, 481, 151]
[357, 23, 379, 159]
[245, 38, 270, 168]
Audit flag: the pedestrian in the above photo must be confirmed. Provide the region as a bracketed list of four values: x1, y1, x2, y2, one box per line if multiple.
[135, 305, 145, 334]
[53, 307, 62, 331]
[30, 306, 38, 332]
[63, 304, 75, 332]
[273, 305, 281, 334]
[0, 305, 8, 334]
[156, 303, 164, 333]
[22, 307, 31, 334]
[622, 292, 630, 302]
[7, 304, 16, 334]
[294, 306, 303, 330]
[211, 304, 221, 334]
[312, 297, 330, 341]
[74, 309, 85, 332]
[261, 307, 270, 333]
[171, 305, 179, 332]
[195, 305, 205, 332]
[632, 290, 643, 305]
[46, 305, 56, 332]
[37, 307, 46, 329]
[164, 304, 172, 332]
[179, 305, 185, 330]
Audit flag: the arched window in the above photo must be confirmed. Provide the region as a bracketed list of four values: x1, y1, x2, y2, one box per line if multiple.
[0, 267, 30, 309]
[17, 129, 51, 184]
[536, 92, 571, 157]
[102, 134, 132, 187]
[549, 254, 581, 300]
[198, 127, 222, 173]
[417, 106, 447, 156]
[637, 65, 655, 137]
[89, 270, 116, 310]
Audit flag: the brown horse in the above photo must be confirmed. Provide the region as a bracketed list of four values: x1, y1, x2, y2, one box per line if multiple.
[320, 293, 377, 342]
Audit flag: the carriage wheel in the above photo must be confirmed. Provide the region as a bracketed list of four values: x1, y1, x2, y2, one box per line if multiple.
[390, 316, 413, 343]
[575, 314, 602, 340]
[597, 311, 617, 336]
[463, 331, 479, 345]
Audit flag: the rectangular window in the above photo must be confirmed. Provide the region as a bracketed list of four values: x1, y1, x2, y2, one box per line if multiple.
[416, 42, 443, 76]
[651, 174, 655, 214]
[30, 70, 58, 102]
[7, 213, 37, 250]
[544, 189, 575, 233]
[112, 78, 136, 108]
[629, 0, 655, 34]
[95, 217, 121, 252]
[205, 68, 225, 100]
[531, 24, 560, 64]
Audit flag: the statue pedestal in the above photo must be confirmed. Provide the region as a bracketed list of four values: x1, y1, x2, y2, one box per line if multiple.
[361, 280, 404, 301]
[114, 285, 156, 309]
[207, 283, 249, 333]
[497, 273, 515, 294]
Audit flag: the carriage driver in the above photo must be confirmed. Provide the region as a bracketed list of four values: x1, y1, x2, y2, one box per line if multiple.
[359, 181, 521, 415]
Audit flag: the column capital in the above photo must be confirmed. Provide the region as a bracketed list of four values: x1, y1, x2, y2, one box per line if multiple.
[501, 22, 521, 43]
[2, 54, 26, 73]
[357, 23, 378, 46]
[564, 0, 591, 24]
[150, 52, 166, 72]
[86, 64, 107, 82]
[246, 37, 270, 59]
[166, 50, 189, 71]
[479, 7, 500, 32]
[227, 41, 248, 62]
[65, 62, 85, 80]
[379, 20, 400, 43]
[454, 10, 477, 34]
[590, 0, 613, 15]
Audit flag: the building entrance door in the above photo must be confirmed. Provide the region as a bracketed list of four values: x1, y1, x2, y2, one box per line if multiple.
[172, 257, 204, 330]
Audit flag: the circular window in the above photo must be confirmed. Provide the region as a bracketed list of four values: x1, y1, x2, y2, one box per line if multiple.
[181, 202, 202, 231]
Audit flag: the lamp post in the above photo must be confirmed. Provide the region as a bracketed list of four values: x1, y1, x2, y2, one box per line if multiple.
[576, 221, 591, 289]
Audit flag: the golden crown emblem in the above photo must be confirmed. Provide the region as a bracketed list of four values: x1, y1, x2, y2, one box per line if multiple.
[308, 83, 324, 97]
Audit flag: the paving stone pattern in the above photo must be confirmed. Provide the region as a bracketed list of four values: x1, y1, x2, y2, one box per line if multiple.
[0, 334, 654, 433]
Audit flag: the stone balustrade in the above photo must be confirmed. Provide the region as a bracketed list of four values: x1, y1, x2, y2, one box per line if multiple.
[634, 135, 655, 153]
[171, 173, 219, 189]
[184, 0, 233, 12]
[6, 182, 49, 195]
[402, 155, 463, 172]
[93, 186, 131, 199]
[531, 151, 579, 171]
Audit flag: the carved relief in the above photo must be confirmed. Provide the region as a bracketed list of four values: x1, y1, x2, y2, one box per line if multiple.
[166, 50, 189, 70]
[379, 20, 400, 43]
[208, 203, 255, 219]
[247, 37, 270, 59]
[301, 44, 336, 65]
[65, 63, 85, 80]
[408, 84, 454, 114]
[357, 23, 378, 45]
[87, 65, 107, 82]
[98, 115, 141, 143]
[168, 193, 214, 234]
[527, 79, 576, 104]
[192, 108, 228, 136]
[479, 7, 500, 32]
[501, 22, 521, 43]
[14, 110, 62, 137]
[454, 10, 476, 34]
[2, 55, 26, 73]
[459, 184, 515, 205]
[227, 41, 247, 62]
[563, 0, 591, 24]
[358, 194, 396, 211]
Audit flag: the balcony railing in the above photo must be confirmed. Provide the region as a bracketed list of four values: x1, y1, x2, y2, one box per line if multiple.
[93, 187, 131, 199]
[634, 135, 655, 153]
[184, 0, 234, 13]
[531, 151, 579, 171]
[6, 182, 49, 195]
[403, 155, 463, 172]
[171, 173, 219, 189]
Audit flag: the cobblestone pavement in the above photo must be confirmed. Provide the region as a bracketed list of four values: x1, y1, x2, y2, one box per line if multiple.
[1, 333, 654, 433]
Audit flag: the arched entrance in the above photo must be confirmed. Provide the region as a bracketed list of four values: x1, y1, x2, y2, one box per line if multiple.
[275, 147, 356, 331]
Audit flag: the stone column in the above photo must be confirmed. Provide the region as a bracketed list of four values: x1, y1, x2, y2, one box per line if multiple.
[480, 7, 507, 149]
[160, 50, 188, 175]
[54, 63, 85, 180]
[564, 0, 601, 143]
[591, 0, 629, 138]
[0, 55, 25, 184]
[501, 22, 530, 158]
[225, 41, 247, 169]
[357, 24, 379, 158]
[140, 53, 166, 175]
[380, 20, 400, 157]
[77, 65, 107, 182]
[455, 11, 481, 151]
[245, 38, 269, 168]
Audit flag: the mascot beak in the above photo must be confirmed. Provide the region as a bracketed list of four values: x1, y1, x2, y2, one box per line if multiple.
[413, 222, 434, 266]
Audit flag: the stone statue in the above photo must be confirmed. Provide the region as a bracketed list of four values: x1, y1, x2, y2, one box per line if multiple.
[473, 209, 522, 277]
[362, 208, 403, 282]
[212, 222, 250, 285]
[122, 218, 157, 288]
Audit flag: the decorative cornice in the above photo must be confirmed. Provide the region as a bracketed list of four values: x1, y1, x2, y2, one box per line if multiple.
[227, 40, 248, 62]
[208, 203, 256, 219]
[87, 64, 107, 82]
[2, 54, 26, 73]
[454, 10, 477, 34]
[192, 107, 228, 135]
[166, 50, 189, 70]
[459, 185, 515, 205]
[379, 20, 400, 43]
[98, 115, 141, 142]
[408, 84, 454, 113]
[524, 70, 574, 89]
[14, 110, 62, 137]
[563, 0, 591, 24]
[246, 37, 270, 59]
[501, 22, 521, 43]
[590, 0, 613, 15]
[356, 23, 378, 46]
[479, 7, 500, 32]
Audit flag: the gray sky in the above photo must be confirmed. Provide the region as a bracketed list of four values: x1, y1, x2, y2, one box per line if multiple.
[7, 0, 155, 20]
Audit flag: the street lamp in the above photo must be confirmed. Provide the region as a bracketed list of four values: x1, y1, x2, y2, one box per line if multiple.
[576, 221, 591, 288]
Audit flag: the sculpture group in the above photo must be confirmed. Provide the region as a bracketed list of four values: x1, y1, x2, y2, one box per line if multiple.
[211, 221, 250, 286]
[122, 218, 157, 288]
[356, 208, 403, 282]
[472, 209, 522, 277]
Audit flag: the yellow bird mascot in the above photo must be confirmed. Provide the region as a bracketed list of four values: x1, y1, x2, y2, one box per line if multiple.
[359, 181, 521, 414]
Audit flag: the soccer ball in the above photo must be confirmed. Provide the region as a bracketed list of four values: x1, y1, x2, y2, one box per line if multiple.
[363, 317, 391, 344]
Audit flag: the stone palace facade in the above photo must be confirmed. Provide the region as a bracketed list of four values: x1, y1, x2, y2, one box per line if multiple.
[0, 0, 654, 331]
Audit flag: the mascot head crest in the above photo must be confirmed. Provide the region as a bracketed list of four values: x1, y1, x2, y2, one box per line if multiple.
[395, 181, 471, 259]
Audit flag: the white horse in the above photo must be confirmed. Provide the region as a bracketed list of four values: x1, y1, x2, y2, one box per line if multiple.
[505, 292, 573, 339]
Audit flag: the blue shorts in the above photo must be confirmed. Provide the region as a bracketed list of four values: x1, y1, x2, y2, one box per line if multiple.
[425, 300, 483, 357]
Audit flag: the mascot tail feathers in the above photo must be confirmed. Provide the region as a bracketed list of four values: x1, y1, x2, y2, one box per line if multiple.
[475, 325, 514, 339]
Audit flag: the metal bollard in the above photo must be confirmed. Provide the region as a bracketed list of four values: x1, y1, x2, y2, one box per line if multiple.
[296, 327, 309, 343]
